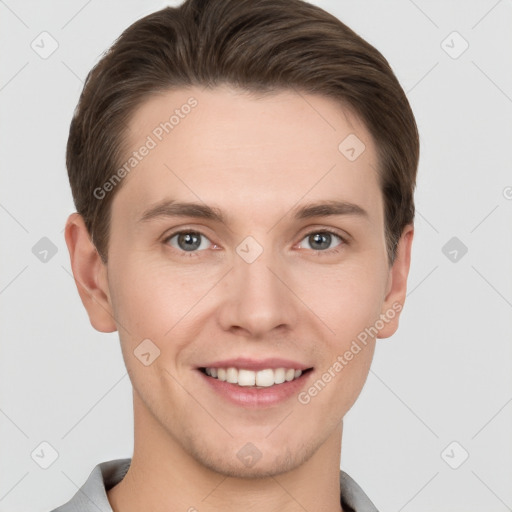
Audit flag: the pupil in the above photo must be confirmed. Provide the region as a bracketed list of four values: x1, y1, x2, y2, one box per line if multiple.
[310, 233, 330, 250]
[178, 232, 201, 251]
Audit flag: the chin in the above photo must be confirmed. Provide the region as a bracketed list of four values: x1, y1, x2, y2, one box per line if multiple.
[187, 437, 316, 479]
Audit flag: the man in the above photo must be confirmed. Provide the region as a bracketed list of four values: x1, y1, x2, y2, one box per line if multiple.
[52, 0, 419, 510]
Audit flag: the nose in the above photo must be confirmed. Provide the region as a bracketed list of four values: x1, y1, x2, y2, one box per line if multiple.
[216, 247, 298, 338]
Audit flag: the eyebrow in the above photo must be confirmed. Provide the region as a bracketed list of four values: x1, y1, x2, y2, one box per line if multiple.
[138, 200, 226, 223]
[138, 199, 368, 224]
[293, 200, 368, 220]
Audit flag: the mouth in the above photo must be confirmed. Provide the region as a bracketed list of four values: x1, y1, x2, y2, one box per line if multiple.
[198, 366, 313, 388]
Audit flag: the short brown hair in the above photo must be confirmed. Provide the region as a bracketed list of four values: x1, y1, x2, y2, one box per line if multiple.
[66, 0, 419, 264]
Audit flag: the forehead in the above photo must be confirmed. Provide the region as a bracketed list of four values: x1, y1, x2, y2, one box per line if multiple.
[112, 85, 383, 227]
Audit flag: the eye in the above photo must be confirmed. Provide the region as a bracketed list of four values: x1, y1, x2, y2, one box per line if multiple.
[165, 231, 213, 253]
[297, 230, 344, 252]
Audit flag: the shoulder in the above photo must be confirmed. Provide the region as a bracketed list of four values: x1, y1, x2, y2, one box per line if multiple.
[339, 469, 380, 512]
[48, 458, 131, 512]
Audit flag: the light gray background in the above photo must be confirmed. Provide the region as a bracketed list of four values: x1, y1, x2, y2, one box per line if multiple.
[1, 1, 511, 511]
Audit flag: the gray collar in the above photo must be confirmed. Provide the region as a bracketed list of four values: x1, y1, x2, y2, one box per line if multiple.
[51, 458, 379, 512]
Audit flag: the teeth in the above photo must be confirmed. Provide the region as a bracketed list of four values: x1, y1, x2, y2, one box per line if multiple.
[256, 369, 274, 387]
[274, 368, 285, 384]
[238, 369, 256, 386]
[226, 367, 237, 384]
[203, 366, 304, 387]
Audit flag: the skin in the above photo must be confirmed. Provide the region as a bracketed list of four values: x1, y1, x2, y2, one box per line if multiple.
[65, 85, 413, 512]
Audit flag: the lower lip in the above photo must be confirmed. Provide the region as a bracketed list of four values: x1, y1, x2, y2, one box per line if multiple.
[198, 369, 312, 408]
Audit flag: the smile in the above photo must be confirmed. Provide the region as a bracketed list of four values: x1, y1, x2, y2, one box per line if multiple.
[200, 367, 311, 388]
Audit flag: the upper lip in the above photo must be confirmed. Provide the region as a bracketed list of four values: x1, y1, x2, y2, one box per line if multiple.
[198, 357, 312, 371]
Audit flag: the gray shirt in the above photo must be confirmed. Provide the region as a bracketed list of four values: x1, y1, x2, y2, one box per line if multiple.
[50, 458, 379, 512]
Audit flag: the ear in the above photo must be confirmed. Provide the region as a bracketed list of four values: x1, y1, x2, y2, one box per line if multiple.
[377, 224, 414, 339]
[64, 213, 117, 333]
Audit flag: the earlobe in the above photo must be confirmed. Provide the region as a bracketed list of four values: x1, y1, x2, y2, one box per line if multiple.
[377, 224, 414, 339]
[64, 213, 118, 333]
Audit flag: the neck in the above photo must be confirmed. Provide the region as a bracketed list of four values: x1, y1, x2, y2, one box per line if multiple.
[108, 391, 345, 512]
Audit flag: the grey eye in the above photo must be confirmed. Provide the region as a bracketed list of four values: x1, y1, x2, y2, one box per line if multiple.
[167, 232, 211, 252]
[298, 232, 342, 251]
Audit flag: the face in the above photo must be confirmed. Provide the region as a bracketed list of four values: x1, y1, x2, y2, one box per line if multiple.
[71, 85, 412, 478]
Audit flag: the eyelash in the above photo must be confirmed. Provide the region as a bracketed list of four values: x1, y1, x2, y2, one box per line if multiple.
[162, 228, 348, 258]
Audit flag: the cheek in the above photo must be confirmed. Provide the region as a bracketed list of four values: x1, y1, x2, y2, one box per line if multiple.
[107, 255, 220, 378]
[298, 267, 382, 414]
[107, 260, 194, 390]
[293, 260, 388, 340]
[108, 255, 201, 332]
